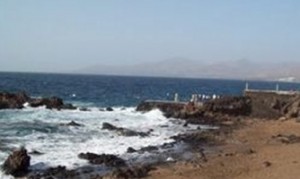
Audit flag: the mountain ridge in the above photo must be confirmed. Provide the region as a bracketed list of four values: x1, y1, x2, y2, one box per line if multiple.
[75, 59, 300, 82]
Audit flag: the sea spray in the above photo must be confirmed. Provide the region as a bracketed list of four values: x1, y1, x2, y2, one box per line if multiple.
[0, 107, 201, 174]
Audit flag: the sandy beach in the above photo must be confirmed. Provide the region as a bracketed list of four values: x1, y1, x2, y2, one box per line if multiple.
[147, 118, 300, 179]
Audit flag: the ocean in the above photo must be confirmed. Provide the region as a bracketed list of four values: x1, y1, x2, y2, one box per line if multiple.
[0, 72, 299, 178]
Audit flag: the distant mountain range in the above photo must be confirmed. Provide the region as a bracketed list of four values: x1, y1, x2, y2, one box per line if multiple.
[75, 59, 300, 82]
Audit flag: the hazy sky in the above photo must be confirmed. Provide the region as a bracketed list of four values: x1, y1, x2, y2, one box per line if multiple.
[0, 0, 299, 73]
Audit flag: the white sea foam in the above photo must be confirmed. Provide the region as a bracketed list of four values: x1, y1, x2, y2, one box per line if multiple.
[0, 107, 206, 177]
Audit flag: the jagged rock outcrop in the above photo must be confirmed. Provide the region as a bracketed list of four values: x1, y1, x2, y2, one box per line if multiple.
[29, 97, 64, 109]
[136, 101, 186, 114]
[0, 92, 30, 109]
[136, 97, 252, 124]
[102, 122, 149, 137]
[59, 121, 83, 127]
[78, 153, 126, 167]
[27, 166, 78, 179]
[0, 91, 76, 110]
[2, 147, 31, 177]
[282, 96, 300, 118]
[203, 96, 252, 116]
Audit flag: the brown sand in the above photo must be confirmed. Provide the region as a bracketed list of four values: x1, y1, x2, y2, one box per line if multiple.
[147, 118, 300, 179]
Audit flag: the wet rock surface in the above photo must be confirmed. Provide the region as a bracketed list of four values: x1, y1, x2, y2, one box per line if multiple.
[28, 150, 44, 155]
[106, 107, 114, 111]
[136, 97, 252, 125]
[172, 130, 220, 148]
[102, 122, 149, 137]
[0, 91, 77, 110]
[1, 147, 31, 177]
[126, 146, 159, 154]
[78, 153, 127, 167]
[136, 100, 186, 114]
[0, 91, 29, 109]
[60, 121, 84, 127]
[27, 166, 79, 179]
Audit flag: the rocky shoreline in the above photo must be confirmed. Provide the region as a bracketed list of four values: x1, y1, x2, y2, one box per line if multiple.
[1, 91, 300, 178]
[0, 91, 76, 110]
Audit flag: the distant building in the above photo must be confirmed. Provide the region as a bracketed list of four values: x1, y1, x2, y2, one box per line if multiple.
[277, 77, 296, 83]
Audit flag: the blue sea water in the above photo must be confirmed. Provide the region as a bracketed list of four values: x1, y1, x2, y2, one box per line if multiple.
[1, 72, 299, 107]
[0, 72, 299, 178]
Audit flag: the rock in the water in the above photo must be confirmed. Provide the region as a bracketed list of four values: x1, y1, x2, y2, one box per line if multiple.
[29, 150, 44, 155]
[2, 147, 31, 177]
[106, 107, 114, 111]
[78, 153, 126, 167]
[126, 147, 137, 153]
[79, 107, 91, 111]
[102, 122, 149, 137]
[62, 103, 77, 110]
[0, 91, 77, 110]
[0, 92, 30, 109]
[29, 97, 64, 109]
[102, 122, 119, 130]
[60, 121, 83, 127]
[139, 146, 159, 153]
[27, 166, 78, 179]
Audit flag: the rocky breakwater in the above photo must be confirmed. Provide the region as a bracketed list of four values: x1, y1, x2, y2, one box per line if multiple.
[244, 90, 300, 119]
[137, 96, 252, 125]
[137, 92, 300, 123]
[0, 91, 76, 110]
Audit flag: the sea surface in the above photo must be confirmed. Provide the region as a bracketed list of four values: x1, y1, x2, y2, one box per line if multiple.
[0, 72, 299, 178]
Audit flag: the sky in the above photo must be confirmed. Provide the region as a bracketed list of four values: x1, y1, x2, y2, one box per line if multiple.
[0, 0, 299, 73]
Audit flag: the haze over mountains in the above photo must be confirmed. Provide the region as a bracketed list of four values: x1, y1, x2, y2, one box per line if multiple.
[76, 59, 300, 82]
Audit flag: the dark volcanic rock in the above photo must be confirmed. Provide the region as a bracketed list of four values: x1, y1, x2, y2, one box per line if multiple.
[203, 96, 252, 116]
[172, 131, 220, 148]
[102, 122, 149, 137]
[67, 121, 83, 127]
[282, 97, 300, 118]
[78, 153, 126, 167]
[126, 147, 137, 153]
[28, 166, 79, 179]
[244, 90, 298, 119]
[106, 107, 114, 111]
[29, 150, 44, 155]
[60, 121, 83, 127]
[139, 146, 159, 153]
[102, 122, 119, 130]
[0, 92, 30, 109]
[126, 146, 159, 154]
[136, 101, 186, 115]
[136, 97, 251, 124]
[79, 107, 91, 111]
[62, 103, 77, 110]
[0, 91, 77, 110]
[2, 147, 31, 177]
[29, 97, 64, 109]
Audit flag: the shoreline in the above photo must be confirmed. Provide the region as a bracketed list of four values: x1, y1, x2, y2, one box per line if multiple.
[147, 117, 300, 179]
[2, 90, 300, 178]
